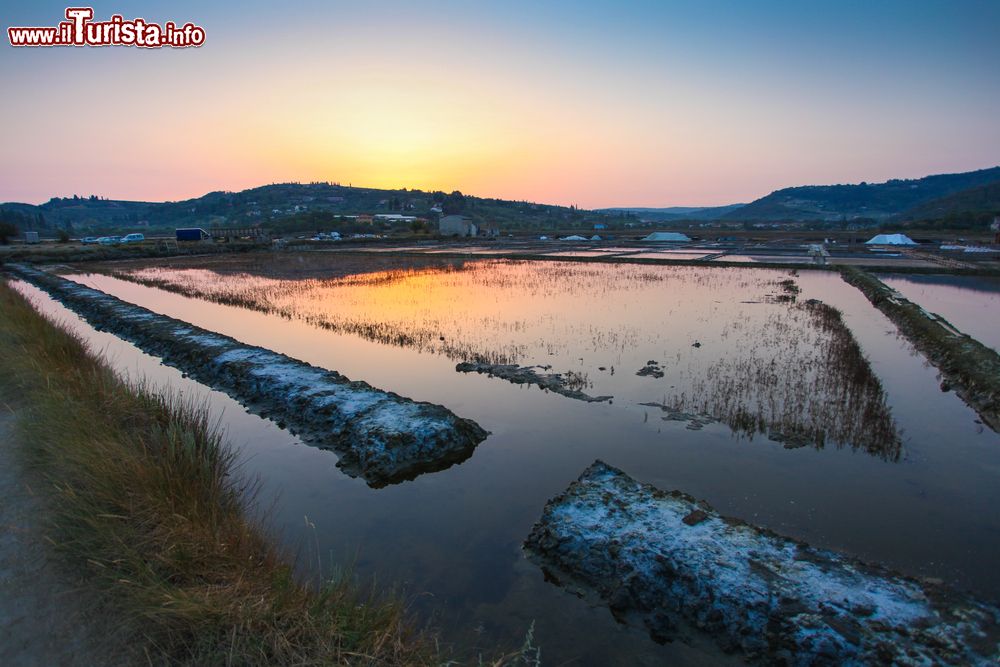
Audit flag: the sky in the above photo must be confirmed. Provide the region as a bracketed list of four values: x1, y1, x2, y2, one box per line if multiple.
[1, 0, 999, 208]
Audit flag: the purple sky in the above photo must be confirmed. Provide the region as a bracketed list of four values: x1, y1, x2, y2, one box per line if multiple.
[2, 0, 998, 207]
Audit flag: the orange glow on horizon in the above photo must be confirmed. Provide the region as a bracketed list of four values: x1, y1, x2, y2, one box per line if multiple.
[3, 2, 998, 208]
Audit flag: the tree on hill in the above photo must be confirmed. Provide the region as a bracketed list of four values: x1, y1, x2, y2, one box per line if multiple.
[0, 208, 37, 238]
[0, 221, 17, 244]
[442, 191, 466, 215]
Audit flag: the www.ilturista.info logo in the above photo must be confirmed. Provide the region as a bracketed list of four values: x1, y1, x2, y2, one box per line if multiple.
[8, 7, 205, 48]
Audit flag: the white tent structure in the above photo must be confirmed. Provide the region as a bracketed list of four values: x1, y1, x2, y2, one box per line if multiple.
[559, 235, 589, 241]
[865, 233, 917, 246]
[643, 231, 691, 242]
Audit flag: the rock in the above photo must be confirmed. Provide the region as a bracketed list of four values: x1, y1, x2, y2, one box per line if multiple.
[636, 361, 664, 379]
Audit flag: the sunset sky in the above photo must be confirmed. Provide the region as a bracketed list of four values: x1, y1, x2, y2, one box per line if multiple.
[2, 0, 999, 208]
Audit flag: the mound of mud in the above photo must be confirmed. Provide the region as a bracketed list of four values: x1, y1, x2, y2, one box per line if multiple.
[525, 461, 1000, 665]
[10, 265, 488, 487]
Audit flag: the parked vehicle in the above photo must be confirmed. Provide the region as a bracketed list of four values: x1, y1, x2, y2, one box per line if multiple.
[97, 236, 121, 245]
[81, 236, 99, 244]
[121, 233, 145, 243]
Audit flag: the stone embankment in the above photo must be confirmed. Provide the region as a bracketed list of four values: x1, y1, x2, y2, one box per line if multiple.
[842, 266, 1000, 432]
[525, 460, 1000, 665]
[9, 265, 488, 487]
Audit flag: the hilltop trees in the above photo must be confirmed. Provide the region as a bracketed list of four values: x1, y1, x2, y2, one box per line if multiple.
[442, 191, 466, 215]
[0, 208, 39, 242]
[0, 221, 17, 244]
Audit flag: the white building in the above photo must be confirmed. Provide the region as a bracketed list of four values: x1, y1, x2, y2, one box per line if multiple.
[374, 214, 418, 222]
[439, 215, 478, 237]
[643, 231, 691, 242]
[865, 233, 917, 246]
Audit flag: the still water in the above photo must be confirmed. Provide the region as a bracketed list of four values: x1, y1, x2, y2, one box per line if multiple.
[18, 255, 1000, 665]
[880, 273, 1000, 351]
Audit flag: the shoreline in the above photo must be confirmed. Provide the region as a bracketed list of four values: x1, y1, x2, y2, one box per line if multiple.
[840, 266, 1000, 432]
[0, 277, 440, 665]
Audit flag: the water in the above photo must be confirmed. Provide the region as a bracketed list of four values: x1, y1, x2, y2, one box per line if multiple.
[880, 273, 1000, 351]
[19, 255, 1000, 665]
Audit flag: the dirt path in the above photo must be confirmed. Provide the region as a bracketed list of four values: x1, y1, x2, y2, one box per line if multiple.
[0, 411, 135, 666]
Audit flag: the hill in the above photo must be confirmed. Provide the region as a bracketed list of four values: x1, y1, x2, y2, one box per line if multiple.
[0, 183, 636, 235]
[898, 180, 1000, 227]
[5, 166, 1000, 236]
[723, 166, 1000, 222]
[596, 204, 745, 221]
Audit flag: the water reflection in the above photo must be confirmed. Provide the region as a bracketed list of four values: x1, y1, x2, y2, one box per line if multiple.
[879, 274, 1000, 352]
[90, 256, 899, 458]
[658, 293, 900, 460]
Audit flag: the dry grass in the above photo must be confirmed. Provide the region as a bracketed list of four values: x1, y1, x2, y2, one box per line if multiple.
[0, 279, 441, 666]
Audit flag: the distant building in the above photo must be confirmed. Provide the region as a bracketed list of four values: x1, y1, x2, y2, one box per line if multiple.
[373, 214, 418, 223]
[643, 231, 691, 242]
[865, 233, 917, 246]
[439, 215, 478, 237]
[593, 223, 607, 230]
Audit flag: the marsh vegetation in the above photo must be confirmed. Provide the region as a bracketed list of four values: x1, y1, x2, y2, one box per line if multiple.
[18, 252, 1000, 665]
[97, 257, 899, 455]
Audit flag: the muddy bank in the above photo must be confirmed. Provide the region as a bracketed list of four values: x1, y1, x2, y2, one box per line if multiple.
[842, 266, 1000, 431]
[455, 361, 612, 402]
[525, 461, 1000, 665]
[8, 264, 488, 487]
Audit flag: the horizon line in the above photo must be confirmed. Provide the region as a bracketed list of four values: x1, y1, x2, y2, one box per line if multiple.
[4, 162, 998, 210]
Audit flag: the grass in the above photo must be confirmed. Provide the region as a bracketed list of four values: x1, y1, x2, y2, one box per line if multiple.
[0, 278, 441, 666]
